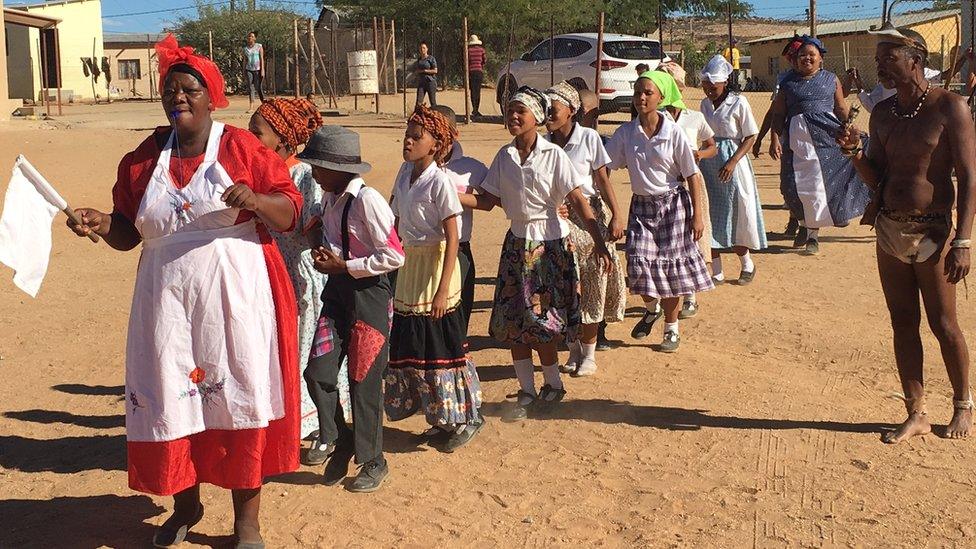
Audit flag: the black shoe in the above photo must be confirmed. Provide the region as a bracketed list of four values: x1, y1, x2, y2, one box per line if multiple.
[322, 449, 353, 486]
[803, 238, 820, 256]
[348, 457, 389, 493]
[792, 227, 808, 248]
[301, 440, 333, 466]
[678, 299, 698, 319]
[152, 504, 204, 548]
[784, 217, 799, 237]
[534, 384, 567, 415]
[631, 308, 662, 339]
[444, 419, 486, 453]
[737, 268, 756, 286]
[596, 322, 611, 351]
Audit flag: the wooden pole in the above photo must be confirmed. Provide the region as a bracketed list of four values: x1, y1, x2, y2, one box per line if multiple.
[308, 18, 316, 98]
[402, 23, 408, 116]
[549, 15, 555, 86]
[39, 35, 50, 116]
[208, 30, 213, 59]
[293, 19, 301, 98]
[727, 1, 733, 54]
[354, 26, 359, 111]
[502, 15, 516, 122]
[373, 17, 380, 114]
[463, 17, 471, 123]
[271, 47, 277, 96]
[90, 37, 97, 104]
[380, 17, 388, 94]
[809, 0, 817, 37]
[313, 39, 339, 106]
[658, 4, 664, 47]
[53, 28, 63, 116]
[594, 11, 605, 128]
[146, 34, 155, 102]
[331, 28, 338, 100]
[391, 19, 399, 103]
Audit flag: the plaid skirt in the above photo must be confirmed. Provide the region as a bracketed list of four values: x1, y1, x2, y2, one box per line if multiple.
[626, 187, 714, 298]
[489, 231, 581, 345]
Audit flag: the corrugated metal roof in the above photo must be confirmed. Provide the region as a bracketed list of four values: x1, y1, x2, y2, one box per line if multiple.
[104, 32, 166, 45]
[746, 9, 959, 44]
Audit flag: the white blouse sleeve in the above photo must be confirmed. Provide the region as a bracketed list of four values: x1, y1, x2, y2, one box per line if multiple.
[737, 97, 760, 137]
[479, 151, 504, 198]
[672, 131, 700, 179]
[605, 125, 627, 171]
[589, 130, 612, 171]
[432, 173, 463, 221]
[345, 189, 405, 278]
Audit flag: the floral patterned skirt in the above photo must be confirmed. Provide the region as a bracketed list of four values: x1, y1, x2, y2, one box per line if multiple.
[488, 230, 581, 345]
[568, 195, 627, 325]
[385, 244, 482, 426]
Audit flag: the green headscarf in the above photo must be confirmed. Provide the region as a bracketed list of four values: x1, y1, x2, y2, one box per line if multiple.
[638, 70, 687, 111]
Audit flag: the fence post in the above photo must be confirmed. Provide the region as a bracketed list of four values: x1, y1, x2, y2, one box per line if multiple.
[373, 17, 380, 114]
[294, 19, 301, 98]
[208, 30, 213, 59]
[463, 16, 471, 123]
[809, 0, 817, 37]
[391, 19, 399, 103]
[308, 18, 316, 98]
[402, 22, 408, 117]
[594, 11, 605, 129]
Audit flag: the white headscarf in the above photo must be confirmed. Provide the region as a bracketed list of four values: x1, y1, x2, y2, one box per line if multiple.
[700, 54, 734, 83]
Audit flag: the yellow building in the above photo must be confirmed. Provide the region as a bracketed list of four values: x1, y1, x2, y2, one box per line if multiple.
[746, 10, 960, 90]
[103, 32, 165, 100]
[5, 0, 104, 102]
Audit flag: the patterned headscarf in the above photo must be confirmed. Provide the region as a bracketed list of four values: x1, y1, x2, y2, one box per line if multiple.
[545, 81, 581, 113]
[256, 98, 324, 151]
[407, 104, 458, 165]
[788, 35, 826, 61]
[509, 86, 549, 126]
[155, 34, 228, 109]
[639, 70, 687, 111]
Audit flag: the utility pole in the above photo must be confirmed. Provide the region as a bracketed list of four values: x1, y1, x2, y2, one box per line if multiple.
[230, 0, 236, 10]
[727, 1, 733, 53]
[810, 0, 817, 37]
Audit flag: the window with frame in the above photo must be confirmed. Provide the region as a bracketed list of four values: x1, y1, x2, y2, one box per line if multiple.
[119, 59, 142, 80]
[555, 38, 592, 59]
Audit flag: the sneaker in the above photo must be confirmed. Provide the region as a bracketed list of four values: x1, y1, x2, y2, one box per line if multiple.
[784, 217, 799, 237]
[503, 390, 536, 423]
[658, 331, 680, 353]
[444, 419, 486, 453]
[596, 322, 612, 351]
[804, 239, 820, 256]
[573, 357, 597, 377]
[737, 268, 757, 286]
[678, 299, 698, 319]
[631, 308, 662, 339]
[322, 449, 353, 486]
[792, 227, 808, 248]
[301, 440, 333, 466]
[348, 457, 389, 493]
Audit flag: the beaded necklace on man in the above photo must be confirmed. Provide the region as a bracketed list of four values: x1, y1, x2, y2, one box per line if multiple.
[891, 84, 930, 119]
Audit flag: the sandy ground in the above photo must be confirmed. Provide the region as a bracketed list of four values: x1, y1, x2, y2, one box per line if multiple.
[2, 89, 976, 548]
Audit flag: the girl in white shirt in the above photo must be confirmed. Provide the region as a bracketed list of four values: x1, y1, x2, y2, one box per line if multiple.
[699, 55, 767, 284]
[543, 81, 626, 378]
[385, 106, 484, 451]
[460, 87, 612, 421]
[606, 72, 714, 353]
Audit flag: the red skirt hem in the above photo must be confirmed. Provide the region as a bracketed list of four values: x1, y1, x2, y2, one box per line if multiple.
[127, 233, 300, 496]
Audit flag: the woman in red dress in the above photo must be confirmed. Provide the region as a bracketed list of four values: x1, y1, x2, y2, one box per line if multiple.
[67, 35, 300, 549]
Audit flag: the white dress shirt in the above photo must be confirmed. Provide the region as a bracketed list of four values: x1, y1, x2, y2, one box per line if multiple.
[321, 177, 404, 278]
[481, 135, 579, 240]
[544, 123, 611, 198]
[669, 108, 715, 148]
[441, 141, 488, 243]
[605, 116, 700, 197]
[391, 161, 463, 247]
[700, 94, 759, 141]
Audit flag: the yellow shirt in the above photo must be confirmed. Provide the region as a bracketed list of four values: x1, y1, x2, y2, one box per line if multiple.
[723, 47, 741, 70]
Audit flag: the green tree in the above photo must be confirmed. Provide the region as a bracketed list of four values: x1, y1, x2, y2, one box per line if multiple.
[174, 2, 309, 93]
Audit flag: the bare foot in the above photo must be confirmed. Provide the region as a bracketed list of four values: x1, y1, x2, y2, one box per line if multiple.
[882, 412, 931, 444]
[945, 406, 973, 439]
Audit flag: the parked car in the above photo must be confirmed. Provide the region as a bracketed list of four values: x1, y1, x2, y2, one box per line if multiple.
[496, 33, 669, 114]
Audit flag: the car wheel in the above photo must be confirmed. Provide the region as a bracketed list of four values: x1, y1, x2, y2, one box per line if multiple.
[496, 74, 517, 113]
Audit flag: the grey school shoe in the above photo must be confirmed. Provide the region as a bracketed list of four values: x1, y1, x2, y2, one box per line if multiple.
[445, 419, 486, 452]
[348, 457, 389, 493]
[658, 331, 680, 353]
[738, 268, 757, 286]
[678, 299, 699, 319]
[504, 390, 536, 423]
[631, 308, 663, 339]
[804, 239, 820, 256]
[302, 440, 333, 466]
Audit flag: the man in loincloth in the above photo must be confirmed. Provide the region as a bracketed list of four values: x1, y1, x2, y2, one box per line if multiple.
[839, 26, 976, 443]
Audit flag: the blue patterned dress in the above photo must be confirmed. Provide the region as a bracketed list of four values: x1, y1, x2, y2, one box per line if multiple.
[779, 69, 870, 228]
[271, 161, 350, 438]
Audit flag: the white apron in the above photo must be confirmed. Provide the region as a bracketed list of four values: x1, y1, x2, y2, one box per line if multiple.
[125, 121, 284, 443]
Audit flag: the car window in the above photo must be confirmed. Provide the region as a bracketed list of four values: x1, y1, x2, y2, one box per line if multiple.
[530, 40, 553, 61]
[555, 38, 591, 60]
[603, 40, 662, 60]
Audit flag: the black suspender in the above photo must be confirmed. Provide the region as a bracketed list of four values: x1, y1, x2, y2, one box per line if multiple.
[339, 187, 359, 261]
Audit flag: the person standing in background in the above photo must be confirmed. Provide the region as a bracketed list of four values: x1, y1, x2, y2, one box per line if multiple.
[416, 41, 439, 107]
[244, 31, 265, 111]
[468, 35, 487, 118]
[723, 39, 741, 90]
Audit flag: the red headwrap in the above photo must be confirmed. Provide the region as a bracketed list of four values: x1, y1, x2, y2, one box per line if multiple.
[155, 34, 229, 109]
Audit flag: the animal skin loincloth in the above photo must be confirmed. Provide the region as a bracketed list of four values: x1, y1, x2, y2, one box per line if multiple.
[875, 208, 952, 264]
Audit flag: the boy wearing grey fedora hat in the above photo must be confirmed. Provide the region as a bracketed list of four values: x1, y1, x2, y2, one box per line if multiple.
[301, 126, 404, 492]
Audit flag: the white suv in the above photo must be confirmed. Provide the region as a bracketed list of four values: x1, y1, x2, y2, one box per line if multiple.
[496, 33, 669, 113]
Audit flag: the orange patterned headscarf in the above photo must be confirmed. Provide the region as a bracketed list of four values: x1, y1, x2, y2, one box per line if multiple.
[256, 98, 324, 151]
[407, 105, 457, 165]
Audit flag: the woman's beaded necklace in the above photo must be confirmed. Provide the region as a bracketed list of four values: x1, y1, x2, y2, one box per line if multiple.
[891, 85, 930, 119]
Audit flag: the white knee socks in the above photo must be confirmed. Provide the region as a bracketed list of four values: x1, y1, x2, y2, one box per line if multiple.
[712, 255, 724, 280]
[739, 251, 754, 273]
[541, 363, 564, 390]
[664, 321, 679, 335]
[514, 358, 536, 395]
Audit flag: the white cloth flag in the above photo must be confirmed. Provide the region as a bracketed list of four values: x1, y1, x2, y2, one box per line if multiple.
[0, 156, 67, 297]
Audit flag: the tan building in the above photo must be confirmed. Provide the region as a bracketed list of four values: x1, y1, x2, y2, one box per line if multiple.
[746, 10, 960, 90]
[103, 32, 165, 100]
[5, 0, 104, 102]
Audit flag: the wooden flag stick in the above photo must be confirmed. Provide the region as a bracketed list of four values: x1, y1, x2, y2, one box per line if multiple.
[63, 206, 100, 243]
